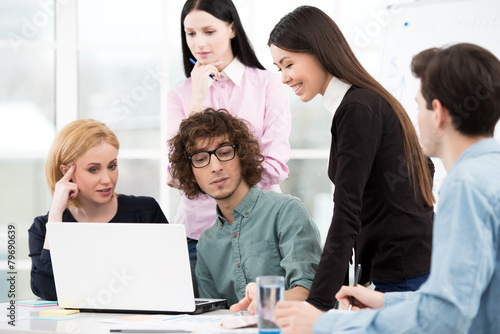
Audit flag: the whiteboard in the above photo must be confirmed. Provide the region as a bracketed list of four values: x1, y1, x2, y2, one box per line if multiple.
[379, 0, 500, 193]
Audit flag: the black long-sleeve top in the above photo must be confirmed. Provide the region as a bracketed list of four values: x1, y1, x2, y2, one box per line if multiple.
[306, 86, 434, 311]
[28, 194, 168, 301]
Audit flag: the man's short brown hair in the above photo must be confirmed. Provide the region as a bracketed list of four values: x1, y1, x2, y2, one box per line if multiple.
[412, 43, 500, 136]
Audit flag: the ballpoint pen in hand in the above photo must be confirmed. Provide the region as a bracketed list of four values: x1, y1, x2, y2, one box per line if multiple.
[348, 264, 362, 311]
[189, 57, 217, 81]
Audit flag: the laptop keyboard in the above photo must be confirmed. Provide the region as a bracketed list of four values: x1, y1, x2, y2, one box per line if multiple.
[195, 300, 210, 304]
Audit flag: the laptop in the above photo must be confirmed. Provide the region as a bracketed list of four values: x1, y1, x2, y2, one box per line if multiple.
[46, 222, 226, 314]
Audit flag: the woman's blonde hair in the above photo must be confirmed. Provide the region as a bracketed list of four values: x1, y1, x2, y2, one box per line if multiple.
[45, 119, 120, 207]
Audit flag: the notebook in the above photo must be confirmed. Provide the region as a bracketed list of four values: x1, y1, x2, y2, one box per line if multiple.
[46, 222, 226, 314]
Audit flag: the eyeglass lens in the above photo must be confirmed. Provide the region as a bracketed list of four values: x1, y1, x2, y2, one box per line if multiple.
[191, 145, 235, 168]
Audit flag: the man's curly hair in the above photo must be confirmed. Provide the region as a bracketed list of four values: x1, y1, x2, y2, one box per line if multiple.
[168, 108, 265, 200]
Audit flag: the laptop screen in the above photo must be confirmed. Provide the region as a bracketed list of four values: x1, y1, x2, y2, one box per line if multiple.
[47, 223, 200, 313]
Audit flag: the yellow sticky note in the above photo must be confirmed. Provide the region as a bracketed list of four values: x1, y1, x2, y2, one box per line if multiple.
[39, 309, 80, 316]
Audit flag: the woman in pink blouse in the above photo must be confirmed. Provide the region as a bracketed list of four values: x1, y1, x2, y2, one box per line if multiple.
[167, 0, 291, 296]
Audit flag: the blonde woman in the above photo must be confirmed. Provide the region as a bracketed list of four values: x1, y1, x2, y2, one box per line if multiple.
[29, 119, 168, 301]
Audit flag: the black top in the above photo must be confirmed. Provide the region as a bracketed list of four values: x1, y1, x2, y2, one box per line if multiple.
[28, 194, 168, 301]
[306, 87, 434, 311]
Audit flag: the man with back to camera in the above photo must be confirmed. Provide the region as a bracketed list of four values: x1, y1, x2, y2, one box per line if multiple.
[273, 43, 500, 333]
[168, 108, 322, 311]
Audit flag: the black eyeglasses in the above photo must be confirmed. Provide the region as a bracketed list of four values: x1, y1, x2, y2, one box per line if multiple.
[188, 144, 237, 168]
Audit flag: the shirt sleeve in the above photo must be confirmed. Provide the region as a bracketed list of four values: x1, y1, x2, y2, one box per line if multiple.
[149, 198, 169, 223]
[28, 216, 58, 301]
[307, 102, 382, 310]
[277, 198, 322, 291]
[257, 73, 291, 188]
[383, 290, 415, 307]
[166, 85, 189, 141]
[312, 179, 497, 333]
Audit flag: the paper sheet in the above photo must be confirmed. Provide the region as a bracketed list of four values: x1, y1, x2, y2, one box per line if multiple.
[103, 314, 258, 333]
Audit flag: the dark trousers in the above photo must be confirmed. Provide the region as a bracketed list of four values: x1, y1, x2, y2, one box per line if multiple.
[187, 238, 199, 298]
[373, 274, 429, 293]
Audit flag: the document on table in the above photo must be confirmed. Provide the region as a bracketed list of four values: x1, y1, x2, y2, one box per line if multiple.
[102, 314, 257, 333]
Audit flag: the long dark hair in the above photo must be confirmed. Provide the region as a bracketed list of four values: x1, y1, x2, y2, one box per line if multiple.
[180, 0, 265, 77]
[269, 5, 434, 206]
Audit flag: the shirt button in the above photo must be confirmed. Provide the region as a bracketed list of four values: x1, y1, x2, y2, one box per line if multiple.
[233, 233, 237, 238]
[237, 263, 240, 268]
[221, 84, 226, 88]
[245, 212, 249, 216]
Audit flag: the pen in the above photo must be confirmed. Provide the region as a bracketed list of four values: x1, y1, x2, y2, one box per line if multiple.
[189, 57, 217, 81]
[348, 264, 362, 311]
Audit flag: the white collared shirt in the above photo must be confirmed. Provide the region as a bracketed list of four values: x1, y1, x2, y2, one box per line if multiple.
[208, 57, 246, 87]
[322, 77, 352, 115]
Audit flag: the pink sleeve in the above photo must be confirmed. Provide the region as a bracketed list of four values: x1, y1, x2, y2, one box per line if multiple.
[258, 72, 291, 189]
[166, 81, 190, 141]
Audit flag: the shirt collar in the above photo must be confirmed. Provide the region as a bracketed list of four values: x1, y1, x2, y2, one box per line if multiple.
[233, 186, 259, 218]
[215, 206, 226, 228]
[322, 77, 352, 115]
[215, 186, 259, 227]
[451, 138, 500, 171]
[218, 57, 245, 87]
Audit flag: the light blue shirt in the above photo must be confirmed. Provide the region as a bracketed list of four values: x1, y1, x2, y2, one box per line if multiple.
[314, 138, 500, 333]
[196, 187, 322, 306]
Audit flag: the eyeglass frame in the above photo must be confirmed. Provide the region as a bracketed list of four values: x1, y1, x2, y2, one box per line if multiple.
[188, 144, 237, 168]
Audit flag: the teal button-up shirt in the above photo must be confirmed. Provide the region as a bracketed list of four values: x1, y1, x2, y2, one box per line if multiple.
[195, 187, 322, 306]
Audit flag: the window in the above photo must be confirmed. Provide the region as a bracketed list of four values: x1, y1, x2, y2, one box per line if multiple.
[2, 0, 382, 301]
[0, 0, 57, 301]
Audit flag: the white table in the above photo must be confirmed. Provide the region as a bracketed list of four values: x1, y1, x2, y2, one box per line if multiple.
[0, 302, 258, 334]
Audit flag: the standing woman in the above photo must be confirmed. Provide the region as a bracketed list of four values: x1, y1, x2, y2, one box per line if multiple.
[268, 6, 435, 311]
[29, 119, 168, 301]
[167, 0, 291, 292]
